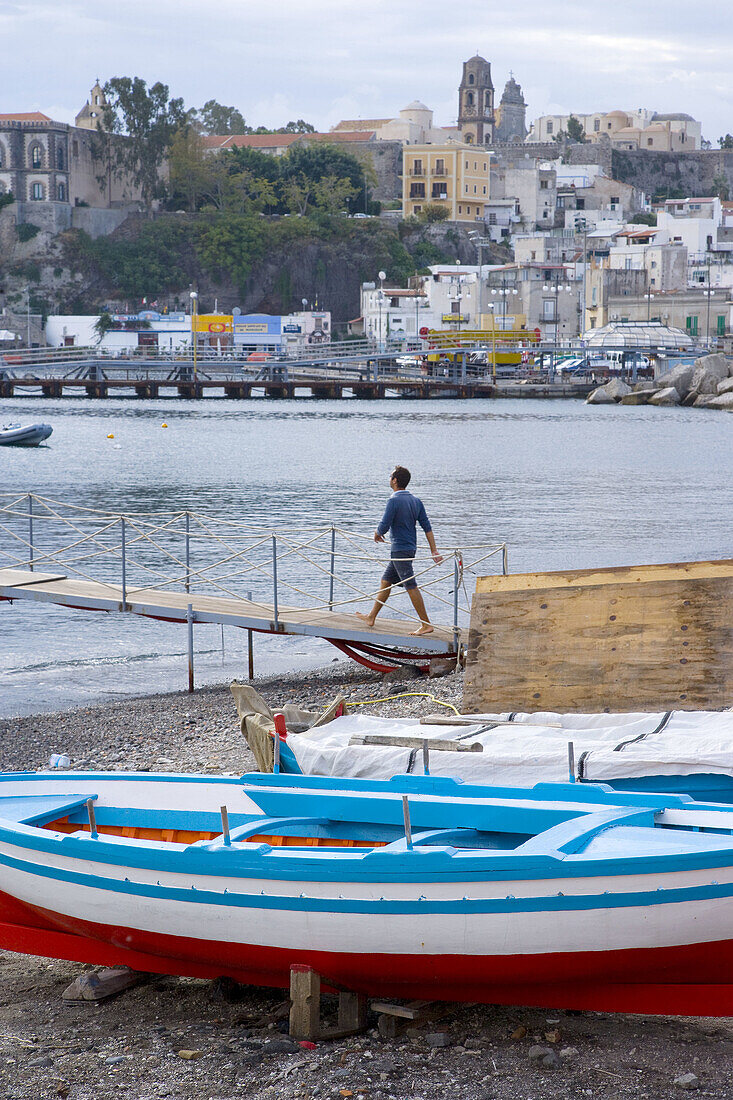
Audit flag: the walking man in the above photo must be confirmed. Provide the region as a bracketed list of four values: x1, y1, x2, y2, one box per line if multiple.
[357, 466, 443, 636]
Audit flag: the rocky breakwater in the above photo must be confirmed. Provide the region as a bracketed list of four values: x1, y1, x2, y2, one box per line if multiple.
[586, 353, 733, 411]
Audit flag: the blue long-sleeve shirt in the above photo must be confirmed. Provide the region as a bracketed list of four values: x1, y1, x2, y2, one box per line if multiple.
[377, 490, 432, 555]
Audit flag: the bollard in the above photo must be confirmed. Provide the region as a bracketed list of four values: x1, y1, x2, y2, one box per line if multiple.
[273, 711, 287, 774]
[568, 741, 575, 783]
[502, 544, 508, 576]
[247, 589, 254, 679]
[452, 554, 460, 652]
[272, 535, 279, 627]
[185, 511, 190, 593]
[86, 798, 98, 839]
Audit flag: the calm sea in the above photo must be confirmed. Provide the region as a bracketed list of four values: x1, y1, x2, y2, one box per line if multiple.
[1, 395, 731, 716]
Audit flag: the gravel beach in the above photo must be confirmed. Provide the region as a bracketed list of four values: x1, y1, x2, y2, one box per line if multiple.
[0, 661, 731, 1100]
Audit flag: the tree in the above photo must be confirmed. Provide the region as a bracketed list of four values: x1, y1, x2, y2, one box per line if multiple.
[312, 174, 358, 215]
[417, 203, 450, 224]
[99, 77, 186, 209]
[168, 126, 209, 212]
[282, 143, 368, 211]
[277, 120, 316, 134]
[566, 116, 586, 143]
[718, 135, 733, 149]
[189, 100, 247, 135]
[712, 171, 730, 201]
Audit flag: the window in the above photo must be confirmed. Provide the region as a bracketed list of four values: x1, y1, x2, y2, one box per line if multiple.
[482, 186, 486, 194]
[94, 94, 100, 105]
[409, 183, 425, 198]
[540, 180, 548, 190]
[547, 121, 553, 135]
[717, 315, 726, 335]
[474, 161, 477, 170]
[542, 299, 556, 320]
[451, 301, 460, 314]
[489, 213, 496, 225]
[431, 183, 447, 198]
[465, 184, 469, 193]
[413, 205, 421, 213]
[473, 185, 477, 193]
[594, 119, 600, 132]
[458, 205, 462, 213]
[435, 158, 444, 175]
[576, 198, 585, 210]
[467, 92, 474, 106]
[686, 315, 699, 336]
[30, 145, 42, 168]
[647, 138, 653, 146]
[57, 146, 65, 170]
[72, 139, 79, 157]
[57, 182, 66, 201]
[0, 145, 4, 168]
[412, 159, 422, 176]
[468, 74, 474, 85]
[465, 134, 473, 144]
[31, 182, 44, 200]
[610, 196, 619, 204]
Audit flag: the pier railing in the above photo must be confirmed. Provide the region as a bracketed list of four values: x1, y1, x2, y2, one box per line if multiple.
[0, 493, 508, 643]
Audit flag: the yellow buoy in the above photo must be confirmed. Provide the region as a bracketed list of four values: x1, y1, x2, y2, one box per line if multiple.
[107, 433, 114, 439]
[161, 422, 168, 428]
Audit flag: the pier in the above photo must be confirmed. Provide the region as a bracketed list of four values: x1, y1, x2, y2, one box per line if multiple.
[0, 343, 605, 399]
[0, 494, 508, 686]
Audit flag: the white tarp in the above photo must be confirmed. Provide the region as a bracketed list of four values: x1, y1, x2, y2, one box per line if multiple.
[286, 710, 733, 786]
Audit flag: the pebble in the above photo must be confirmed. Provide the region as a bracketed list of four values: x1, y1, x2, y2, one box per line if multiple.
[177, 1049, 203, 1059]
[674, 1073, 700, 1090]
[424, 1033, 451, 1048]
[105, 1055, 127, 1065]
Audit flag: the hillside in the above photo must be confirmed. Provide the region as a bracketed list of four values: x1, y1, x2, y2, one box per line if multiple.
[0, 210, 509, 325]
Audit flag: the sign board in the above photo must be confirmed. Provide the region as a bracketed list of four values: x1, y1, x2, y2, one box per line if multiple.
[283, 324, 301, 333]
[236, 323, 269, 334]
[193, 314, 233, 334]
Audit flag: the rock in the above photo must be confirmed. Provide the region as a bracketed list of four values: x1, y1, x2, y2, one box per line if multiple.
[706, 392, 733, 410]
[648, 386, 680, 406]
[655, 362, 696, 397]
[681, 389, 700, 406]
[674, 1072, 699, 1090]
[177, 1049, 203, 1059]
[510, 1025, 527, 1040]
[560, 1046, 579, 1058]
[105, 1055, 128, 1065]
[620, 390, 655, 404]
[604, 378, 632, 401]
[586, 385, 617, 405]
[382, 665, 424, 685]
[528, 1045, 552, 1061]
[425, 1032, 451, 1048]
[428, 657, 457, 678]
[27, 1056, 53, 1067]
[264, 1039, 299, 1054]
[209, 975, 247, 1002]
[693, 394, 720, 408]
[717, 376, 733, 395]
[544, 1029, 561, 1043]
[542, 1051, 560, 1069]
[691, 353, 731, 394]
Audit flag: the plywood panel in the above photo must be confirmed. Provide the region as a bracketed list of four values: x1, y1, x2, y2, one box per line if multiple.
[476, 559, 733, 595]
[464, 565, 733, 713]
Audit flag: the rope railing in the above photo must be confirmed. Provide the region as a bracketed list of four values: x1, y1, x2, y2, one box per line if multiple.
[0, 492, 508, 631]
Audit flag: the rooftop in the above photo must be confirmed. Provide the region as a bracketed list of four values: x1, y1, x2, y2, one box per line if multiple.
[0, 112, 52, 122]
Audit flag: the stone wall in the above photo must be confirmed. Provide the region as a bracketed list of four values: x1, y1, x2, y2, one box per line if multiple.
[348, 141, 403, 203]
[611, 149, 733, 199]
[71, 206, 134, 239]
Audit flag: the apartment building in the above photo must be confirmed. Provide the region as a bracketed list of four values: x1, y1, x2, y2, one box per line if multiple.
[403, 144, 490, 222]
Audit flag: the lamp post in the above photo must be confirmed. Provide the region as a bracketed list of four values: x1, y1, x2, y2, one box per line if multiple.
[189, 290, 198, 382]
[644, 291, 655, 322]
[703, 261, 716, 348]
[26, 286, 31, 348]
[574, 216, 588, 336]
[377, 270, 386, 351]
[486, 302, 497, 380]
[542, 275, 573, 348]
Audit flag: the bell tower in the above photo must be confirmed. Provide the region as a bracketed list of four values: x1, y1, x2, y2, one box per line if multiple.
[458, 55, 495, 145]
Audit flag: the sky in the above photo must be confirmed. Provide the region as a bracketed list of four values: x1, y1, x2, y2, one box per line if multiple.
[1, 0, 732, 141]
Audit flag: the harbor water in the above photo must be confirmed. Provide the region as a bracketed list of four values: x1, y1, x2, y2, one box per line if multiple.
[1, 395, 731, 716]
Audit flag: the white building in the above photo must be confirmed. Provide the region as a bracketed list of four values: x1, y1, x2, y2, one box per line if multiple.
[331, 102, 459, 145]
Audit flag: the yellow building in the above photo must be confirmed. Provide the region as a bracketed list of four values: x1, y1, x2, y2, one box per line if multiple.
[403, 144, 490, 222]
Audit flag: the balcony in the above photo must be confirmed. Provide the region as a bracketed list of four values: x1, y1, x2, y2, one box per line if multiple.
[407, 168, 424, 177]
[431, 169, 448, 178]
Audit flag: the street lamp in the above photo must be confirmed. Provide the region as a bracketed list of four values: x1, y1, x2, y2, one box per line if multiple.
[25, 286, 31, 348]
[189, 290, 198, 382]
[377, 271, 386, 350]
[542, 277, 573, 347]
[486, 302, 497, 381]
[574, 216, 588, 336]
[644, 291, 655, 322]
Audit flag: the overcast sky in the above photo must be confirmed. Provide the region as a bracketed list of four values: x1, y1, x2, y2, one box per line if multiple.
[1, 0, 731, 141]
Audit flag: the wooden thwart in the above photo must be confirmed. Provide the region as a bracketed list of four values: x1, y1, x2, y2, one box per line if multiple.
[348, 734, 483, 752]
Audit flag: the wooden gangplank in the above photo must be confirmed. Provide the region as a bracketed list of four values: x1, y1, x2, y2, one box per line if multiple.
[0, 569, 459, 653]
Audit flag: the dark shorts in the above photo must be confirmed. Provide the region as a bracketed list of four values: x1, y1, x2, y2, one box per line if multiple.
[382, 556, 417, 590]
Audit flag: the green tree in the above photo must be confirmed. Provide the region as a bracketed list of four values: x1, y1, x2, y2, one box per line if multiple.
[283, 143, 367, 211]
[99, 77, 186, 209]
[417, 202, 449, 224]
[567, 115, 586, 143]
[189, 100, 248, 135]
[168, 126, 209, 211]
[312, 174, 358, 215]
[277, 120, 316, 134]
[712, 171, 730, 200]
[718, 135, 733, 149]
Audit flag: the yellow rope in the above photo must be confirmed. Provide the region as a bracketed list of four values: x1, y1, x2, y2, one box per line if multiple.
[345, 692, 461, 715]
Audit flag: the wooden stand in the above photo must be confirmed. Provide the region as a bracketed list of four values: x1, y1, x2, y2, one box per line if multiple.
[370, 999, 442, 1038]
[288, 964, 368, 1041]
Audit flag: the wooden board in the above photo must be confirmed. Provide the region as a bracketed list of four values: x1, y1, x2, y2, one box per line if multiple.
[475, 558, 733, 595]
[464, 562, 733, 713]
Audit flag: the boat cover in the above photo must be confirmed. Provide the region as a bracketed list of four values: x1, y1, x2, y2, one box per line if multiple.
[285, 709, 733, 785]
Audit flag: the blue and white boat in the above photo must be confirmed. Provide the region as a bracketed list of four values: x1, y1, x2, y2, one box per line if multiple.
[0, 769, 732, 1016]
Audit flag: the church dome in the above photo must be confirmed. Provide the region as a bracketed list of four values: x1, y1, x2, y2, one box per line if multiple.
[403, 100, 429, 111]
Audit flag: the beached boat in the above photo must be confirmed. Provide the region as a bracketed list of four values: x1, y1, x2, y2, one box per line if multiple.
[249, 706, 733, 805]
[0, 422, 52, 446]
[0, 769, 732, 1016]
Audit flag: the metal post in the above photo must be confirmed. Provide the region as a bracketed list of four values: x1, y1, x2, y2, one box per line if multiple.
[273, 728, 281, 774]
[502, 544, 508, 576]
[27, 494, 33, 572]
[247, 589, 254, 679]
[86, 798, 98, 839]
[422, 740, 430, 776]
[185, 511, 190, 594]
[187, 602, 194, 693]
[568, 741, 575, 783]
[220, 805, 231, 846]
[402, 795, 413, 850]
[120, 517, 126, 608]
[328, 526, 335, 611]
[272, 535, 279, 627]
[452, 554, 460, 651]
